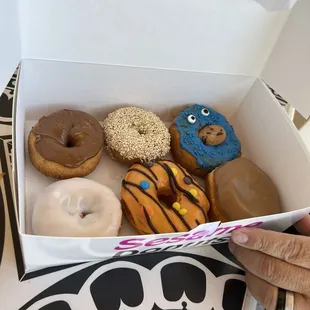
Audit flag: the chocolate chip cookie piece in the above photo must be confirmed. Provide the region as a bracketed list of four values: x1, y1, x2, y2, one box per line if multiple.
[199, 125, 226, 146]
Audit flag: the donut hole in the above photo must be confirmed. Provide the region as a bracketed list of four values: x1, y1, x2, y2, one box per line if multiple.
[66, 133, 85, 148]
[130, 122, 148, 135]
[137, 128, 146, 135]
[135, 125, 147, 135]
[60, 194, 99, 219]
[157, 190, 177, 209]
[66, 139, 76, 148]
[79, 211, 90, 219]
[63, 134, 78, 148]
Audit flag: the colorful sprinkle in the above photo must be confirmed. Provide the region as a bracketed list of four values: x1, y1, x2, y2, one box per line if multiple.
[171, 168, 178, 176]
[189, 189, 198, 197]
[172, 202, 181, 211]
[179, 208, 188, 216]
[183, 176, 192, 184]
[140, 180, 150, 190]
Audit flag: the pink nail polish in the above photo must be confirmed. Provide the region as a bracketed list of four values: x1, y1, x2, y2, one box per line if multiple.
[232, 232, 248, 244]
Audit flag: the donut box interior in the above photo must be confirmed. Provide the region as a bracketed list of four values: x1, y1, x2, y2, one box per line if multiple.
[1, 0, 310, 275]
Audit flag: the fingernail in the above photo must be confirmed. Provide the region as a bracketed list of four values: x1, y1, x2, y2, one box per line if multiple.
[232, 232, 248, 244]
[228, 241, 235, 253]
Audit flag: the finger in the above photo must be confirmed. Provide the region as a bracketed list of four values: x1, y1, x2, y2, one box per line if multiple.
[295, 215, 310, 236]
[231, 228, 310, 269]
[245, 271, 278, 310]
[294, 295, 310, 310]
[229, 241, 310, 295]
[246, 272, 310, 310]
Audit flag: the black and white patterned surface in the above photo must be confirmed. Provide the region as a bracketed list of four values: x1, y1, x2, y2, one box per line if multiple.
[0, 70, 294, 310]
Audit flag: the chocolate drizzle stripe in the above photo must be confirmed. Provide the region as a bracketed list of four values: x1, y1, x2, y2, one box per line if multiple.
[128, 168, 158, 190]
[158, 162, 177, 195]
[122, 183, 139, 203]
[139, 163, 158, 181]
[161, 163, 208, 222]
[157, 162, 193, 230]
[143, 207, 159, 234]
[195, 219, 201, 226]
[171, 208, 192, 231]
[122, 184, 159, 233]
[162, 163, 199, 203]
[122, 180, 179, 233]
[164, 159, 208, 200]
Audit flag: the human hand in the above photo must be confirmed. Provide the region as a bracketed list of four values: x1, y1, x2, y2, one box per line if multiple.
[229, 215, 310, 310]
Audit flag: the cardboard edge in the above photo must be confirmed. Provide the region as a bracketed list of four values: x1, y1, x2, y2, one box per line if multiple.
[11, 64, 28, 281]
[11, 64, 21, 222]
[12, 66, 310, 273]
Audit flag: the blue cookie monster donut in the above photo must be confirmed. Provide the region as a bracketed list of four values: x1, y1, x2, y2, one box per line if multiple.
[171, 104, 241, 175]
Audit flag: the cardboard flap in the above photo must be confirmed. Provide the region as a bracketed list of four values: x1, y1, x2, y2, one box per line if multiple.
[0, 0, 21, 94]
[254, 0, 298, 11]
[18, 0, 290, 77]
[262, 0, 310, 118]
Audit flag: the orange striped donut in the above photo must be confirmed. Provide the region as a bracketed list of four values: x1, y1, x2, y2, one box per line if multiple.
[121, 160, 210, 234]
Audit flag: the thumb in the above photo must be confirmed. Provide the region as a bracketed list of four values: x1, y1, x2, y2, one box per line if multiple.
[294, 215, 310, 236]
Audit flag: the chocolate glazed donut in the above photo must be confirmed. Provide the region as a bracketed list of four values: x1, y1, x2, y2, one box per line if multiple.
[28, 109, 104, 179]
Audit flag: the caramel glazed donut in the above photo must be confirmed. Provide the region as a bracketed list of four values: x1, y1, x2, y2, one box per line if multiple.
[103, 107, 170, 164]
[169, 104, 241, 177]
[28, 109, 104, 179]
[121, 160, 210, 234]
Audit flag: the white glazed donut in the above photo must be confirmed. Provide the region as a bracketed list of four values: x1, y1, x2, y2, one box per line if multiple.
[32, 178, 122, 237]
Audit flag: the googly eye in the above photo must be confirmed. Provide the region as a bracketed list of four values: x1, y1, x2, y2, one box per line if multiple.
[187, 115, 196, 124]
[201, 108, 210, 116]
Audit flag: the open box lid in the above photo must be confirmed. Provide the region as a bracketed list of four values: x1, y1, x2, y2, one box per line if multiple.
[0, 0, 309, 117]
[262, 0, 310, 118]
[0, 0, 20, 96]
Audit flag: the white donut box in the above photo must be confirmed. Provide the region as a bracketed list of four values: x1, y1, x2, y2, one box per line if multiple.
[1, 0, 310, 275]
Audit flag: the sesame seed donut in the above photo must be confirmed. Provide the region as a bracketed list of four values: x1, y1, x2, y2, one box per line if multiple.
[28, 109, 104, 179]
[103, 107, 170, 165]
[121, 160, 210, 234]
